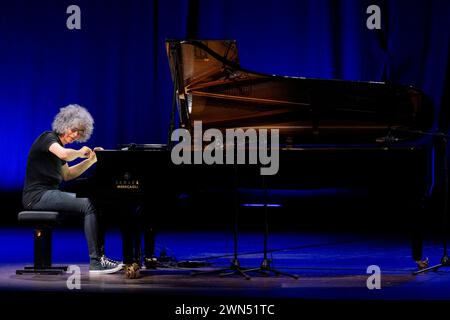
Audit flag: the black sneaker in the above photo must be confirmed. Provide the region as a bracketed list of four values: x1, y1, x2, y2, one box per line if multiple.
[101, 255, 124, 268]
[89, 256, 123, 274]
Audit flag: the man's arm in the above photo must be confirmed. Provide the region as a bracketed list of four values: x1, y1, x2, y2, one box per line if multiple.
[61, 149, 99, 181]
[49, 142, 91, 162]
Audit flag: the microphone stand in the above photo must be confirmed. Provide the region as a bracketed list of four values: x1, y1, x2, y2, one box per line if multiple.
[375, 126, 450, 274]
[239, 174, 298, 279]
[191, 163, 252, 279]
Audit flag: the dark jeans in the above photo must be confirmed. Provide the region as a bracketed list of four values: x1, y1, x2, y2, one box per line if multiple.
[31, 190, 103, 261]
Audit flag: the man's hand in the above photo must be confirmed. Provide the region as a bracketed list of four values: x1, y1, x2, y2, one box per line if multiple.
[63, 146, 103, 181]
[88, 147, 104, 164]
[79, 146, 92, 158]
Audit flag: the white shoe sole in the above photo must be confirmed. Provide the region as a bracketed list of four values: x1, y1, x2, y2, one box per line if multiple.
[89, 265, 123, 274]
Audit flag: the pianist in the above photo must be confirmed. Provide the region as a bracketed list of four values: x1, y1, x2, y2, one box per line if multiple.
[22, 104, 123, 274]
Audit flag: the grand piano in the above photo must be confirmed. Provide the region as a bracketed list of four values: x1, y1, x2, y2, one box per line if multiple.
[83, 40, 435, 272]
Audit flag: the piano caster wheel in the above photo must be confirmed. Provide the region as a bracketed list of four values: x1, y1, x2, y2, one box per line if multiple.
[125, 263, 140, 279]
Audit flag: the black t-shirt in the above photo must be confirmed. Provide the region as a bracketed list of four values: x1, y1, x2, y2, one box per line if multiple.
[22, 131, 67, 208]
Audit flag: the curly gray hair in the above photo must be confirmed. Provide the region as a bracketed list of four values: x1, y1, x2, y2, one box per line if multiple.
[52, 104, 94, 142]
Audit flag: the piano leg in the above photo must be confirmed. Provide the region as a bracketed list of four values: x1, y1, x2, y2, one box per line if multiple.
[411, 173, 432, 273]
[121, 209, 138, 264]
[119, 204, 159, 277]
[412, 221, 428, 272]
[137, 204, 158, 269]
[119, 204, 142, 278]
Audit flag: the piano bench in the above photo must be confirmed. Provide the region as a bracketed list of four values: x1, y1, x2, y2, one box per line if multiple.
[16, 211, 68, 275]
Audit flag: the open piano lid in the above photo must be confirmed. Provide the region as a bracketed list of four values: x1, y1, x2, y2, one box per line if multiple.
[166, 39, 434, 145]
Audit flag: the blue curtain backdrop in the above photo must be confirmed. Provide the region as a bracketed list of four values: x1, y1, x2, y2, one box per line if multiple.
[0, 0, 449, 191]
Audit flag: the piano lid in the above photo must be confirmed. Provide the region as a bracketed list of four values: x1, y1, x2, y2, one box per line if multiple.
[166, 40, 434, 144]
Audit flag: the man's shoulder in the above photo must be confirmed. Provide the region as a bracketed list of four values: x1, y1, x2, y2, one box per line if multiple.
[32, 131, 61, 151]
[33, 130, 53, 139]
[39, 131, 60, 142]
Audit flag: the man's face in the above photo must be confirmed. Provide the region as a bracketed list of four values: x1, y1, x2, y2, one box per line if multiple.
[62, 127, 85, 144]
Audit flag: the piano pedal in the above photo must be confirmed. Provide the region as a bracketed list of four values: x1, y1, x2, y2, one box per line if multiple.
[124, 262, 140, 279]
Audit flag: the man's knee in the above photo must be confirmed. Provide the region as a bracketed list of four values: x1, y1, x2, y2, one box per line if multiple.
[80, 198, 96, 215]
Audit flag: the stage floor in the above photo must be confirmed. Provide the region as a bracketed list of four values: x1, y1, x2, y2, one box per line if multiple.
[1, 228, 450, 317]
